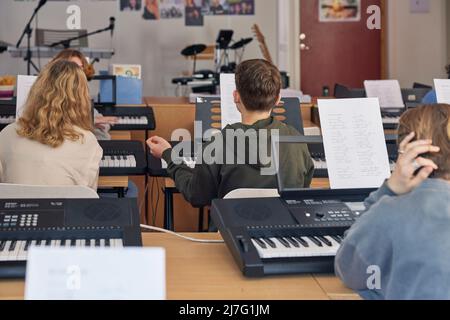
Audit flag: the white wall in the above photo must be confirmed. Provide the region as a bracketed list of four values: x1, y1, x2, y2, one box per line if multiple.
[0, 0, 278, 96]
[388, 0, 447, 87]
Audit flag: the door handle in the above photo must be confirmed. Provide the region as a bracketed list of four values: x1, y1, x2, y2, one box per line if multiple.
[299, 33, 310, 51]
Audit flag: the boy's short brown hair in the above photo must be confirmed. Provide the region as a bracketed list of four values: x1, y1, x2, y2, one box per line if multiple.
[235, 59, 281, 112]
[398, 104, 450, 179]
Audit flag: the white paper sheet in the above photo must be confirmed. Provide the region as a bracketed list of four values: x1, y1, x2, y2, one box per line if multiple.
[25, 247, 166, 300]
[434, 79, 450, 104]
[318, 98, 391, 189]
[16, 75, 37, 119]
[364, 80, 405, 109]
[220, 73, 241, 129]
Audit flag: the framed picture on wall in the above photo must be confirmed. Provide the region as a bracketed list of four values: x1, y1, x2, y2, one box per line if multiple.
[319, 0, 361, 22]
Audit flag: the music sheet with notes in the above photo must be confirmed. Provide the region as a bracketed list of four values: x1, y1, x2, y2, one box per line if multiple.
[16, 75, 37, 119]
[220, 73, 241, 129]
[364, 80, 405, 109]
[434, 79, 450, 103]
[318, 98, 391, 189]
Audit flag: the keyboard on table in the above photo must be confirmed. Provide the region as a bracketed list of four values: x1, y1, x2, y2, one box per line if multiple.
[148, 141, 198, 177]
[211, 188, 375, 277]
[307, 138, 398, 178]
[0, 103, 16, 131]
[0, 198, 142, 279]
[99, 140, 146, 176]
[94, 105, 156, 131]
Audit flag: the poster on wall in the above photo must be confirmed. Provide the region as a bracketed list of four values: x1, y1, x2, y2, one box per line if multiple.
[202, 0, 254, 15]
[160, 0, 184, 18]
[120, 0, 142, 11]
[185, 0, 204, 26]
[319, 0, 361, 22]
[143, 0, 160, 20]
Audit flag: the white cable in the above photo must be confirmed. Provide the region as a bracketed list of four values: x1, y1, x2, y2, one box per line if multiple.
[140, 224, 224, 244]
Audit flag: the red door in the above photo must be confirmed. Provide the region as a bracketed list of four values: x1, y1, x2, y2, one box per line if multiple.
[300, 0, 382, 97]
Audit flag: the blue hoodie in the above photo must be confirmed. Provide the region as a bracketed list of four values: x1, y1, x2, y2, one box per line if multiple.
[335, 179, 450, 300]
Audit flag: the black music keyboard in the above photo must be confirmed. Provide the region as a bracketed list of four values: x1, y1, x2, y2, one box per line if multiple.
[99, 140, 146, 176]
[0, 198, 142, 279]
[306, 136, 398, 178]
[0, 103, 16, 131]
[94, 105, 156, 131]
[148, 141, 198, 177]
[211, 188, 374, 277]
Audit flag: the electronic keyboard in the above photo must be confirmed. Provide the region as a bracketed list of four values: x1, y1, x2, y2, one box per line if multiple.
[94, 105, 156, 131]
[148, 141, 198, 177]
[0, 103, 16, 131]
[0, 198, 142, 279]
[99, 140, 146, 176]
[211, 188, 375, 277]
[308, 141, 399, 178]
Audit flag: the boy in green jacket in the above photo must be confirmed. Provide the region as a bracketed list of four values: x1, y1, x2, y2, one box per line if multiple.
[147, 59, 314, 207]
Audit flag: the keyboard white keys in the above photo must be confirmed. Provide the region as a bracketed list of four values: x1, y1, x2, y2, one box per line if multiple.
[8, 241, 23, 261]
[312, 159, 327, 170]
[0, 116, 15, 124]
[0, 241, 12, 261]
[111, 239, 124, 248]
[15, 241, 28, 261]
[252, 236, 340, 259]
[382, 116, 400, 124]
[100, 155, 137, 168]
[117, 116, 148, 125]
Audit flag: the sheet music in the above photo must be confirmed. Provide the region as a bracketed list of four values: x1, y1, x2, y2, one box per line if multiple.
[25, 247, 166, 300]
[434, 79, 450, 103]
[364, 80, 404, 109]
[16, 75, 37, 119]
[318, 98, 391, 189]
[220, 73, 241, 129]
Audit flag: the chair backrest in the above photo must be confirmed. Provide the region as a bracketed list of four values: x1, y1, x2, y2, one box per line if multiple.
[0, 184, 99, 199]
[35, 29, 88, 47]
[224, 188, 280, 199]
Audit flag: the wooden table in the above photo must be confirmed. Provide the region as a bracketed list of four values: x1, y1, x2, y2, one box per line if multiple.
[0, 233, 357, 300]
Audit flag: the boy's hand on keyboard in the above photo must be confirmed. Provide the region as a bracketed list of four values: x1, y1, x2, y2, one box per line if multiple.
[387, 132, 440, 195]
[147, 136, 172, 159]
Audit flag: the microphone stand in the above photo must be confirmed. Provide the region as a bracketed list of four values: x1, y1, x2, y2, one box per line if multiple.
[49, 23, 114, 49]
[16, 3, 45, 75]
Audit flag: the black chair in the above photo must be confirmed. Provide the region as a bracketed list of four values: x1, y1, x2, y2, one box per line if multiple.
[334, 83, 366, 98]
[413, 82, 432, 90]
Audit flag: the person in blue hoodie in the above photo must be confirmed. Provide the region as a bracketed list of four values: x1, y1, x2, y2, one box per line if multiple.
[335, 104, 450, 300]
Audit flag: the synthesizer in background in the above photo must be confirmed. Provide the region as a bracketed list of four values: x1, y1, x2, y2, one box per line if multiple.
[99, 140, 146, 176]
[94, 105, 156, 131]
[304, 135, 398, 178]
[0, 198, 142, 279]
[211, 188, 375, 277]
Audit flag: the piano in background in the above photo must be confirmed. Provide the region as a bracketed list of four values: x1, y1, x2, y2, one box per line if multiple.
[307, 135, 399, 178]
[98, 140, 146, 176]
[211, 188, 375, 277]
[94, 105, 156, 132]
[0, 198, 142, 279]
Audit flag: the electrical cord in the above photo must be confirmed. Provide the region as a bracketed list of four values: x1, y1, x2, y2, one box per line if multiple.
[140, 224, 224, 244]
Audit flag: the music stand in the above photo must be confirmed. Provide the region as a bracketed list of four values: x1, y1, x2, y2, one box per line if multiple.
[215, 30, 234, 73]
